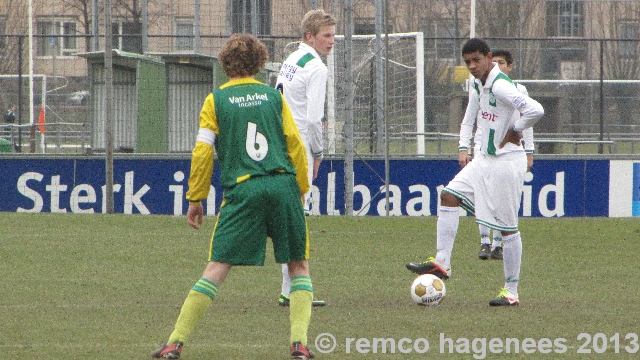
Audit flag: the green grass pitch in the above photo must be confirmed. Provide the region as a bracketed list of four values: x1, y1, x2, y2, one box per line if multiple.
[1, 213, 639, 359]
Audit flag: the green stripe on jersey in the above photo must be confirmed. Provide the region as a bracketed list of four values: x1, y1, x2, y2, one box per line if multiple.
[493, 72, 513, 85]
[487, 128, 497, 155]
[296, 53, 315, 68]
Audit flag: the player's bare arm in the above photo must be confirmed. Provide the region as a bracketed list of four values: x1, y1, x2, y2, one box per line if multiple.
[458, 150, 471, 167]
[499, 127, 522, 149]
[187, 202, 204, 230]
[312, 157, 322, 180]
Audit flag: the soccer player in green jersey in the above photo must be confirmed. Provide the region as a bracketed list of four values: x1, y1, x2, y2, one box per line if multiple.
[152, 33, 316, 360]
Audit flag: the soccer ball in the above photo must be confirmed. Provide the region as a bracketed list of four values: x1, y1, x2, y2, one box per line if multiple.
[410, 274, 446, 306]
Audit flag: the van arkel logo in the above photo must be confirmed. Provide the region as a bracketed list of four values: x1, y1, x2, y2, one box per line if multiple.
[229, 92, 269, 108]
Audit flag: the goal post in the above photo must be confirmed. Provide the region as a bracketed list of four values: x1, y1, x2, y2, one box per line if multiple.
[327, 32, 425, 155]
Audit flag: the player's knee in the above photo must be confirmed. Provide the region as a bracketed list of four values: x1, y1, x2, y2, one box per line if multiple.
[440, 191, 460, 207]
[288, 259, 310, 277]
[202, 261, 232, 285]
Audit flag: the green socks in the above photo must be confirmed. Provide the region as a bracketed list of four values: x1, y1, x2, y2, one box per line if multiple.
[168, 278, 218, 344]
[289, 275, 313, 345]
[166, 275, 313, 347]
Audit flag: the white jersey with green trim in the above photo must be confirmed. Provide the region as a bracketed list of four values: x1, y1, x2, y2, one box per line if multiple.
[460, 79, 536, 155]
[275, 42, 327, 158]
[515, 83, 535, 154]
[473, 65, 543, 156]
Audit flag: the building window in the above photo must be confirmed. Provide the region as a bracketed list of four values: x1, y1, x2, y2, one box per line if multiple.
[175, 19, 194, 51]
[231, 0, 271, 36]
[355, 18, 375, 35]
[36, 20, 78, 57]
[112, 21, 142, 53]
[60, 22, 77, 55]
[618, 21, 638, 58]
[560, 61, 584, 80]
[422, 19, 455, 59]
[547, 1, 584, 37]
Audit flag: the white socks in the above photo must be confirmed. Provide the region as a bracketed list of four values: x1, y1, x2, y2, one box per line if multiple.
[435, 206, 460, 268]
[435, 205, 521, 299]
[478, 224, 491, 244]
[492, 232, 503, 250]
[480, 224, 505, 250]
[501, 232, 522, 297]
[303, 193, 311, 212]
[281, 263, 291, 297]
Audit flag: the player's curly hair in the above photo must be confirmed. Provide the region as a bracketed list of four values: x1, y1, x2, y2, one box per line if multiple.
[219, 33, 268, 78]
[462, 38, 491, 56]
[301, 9, 336, 39]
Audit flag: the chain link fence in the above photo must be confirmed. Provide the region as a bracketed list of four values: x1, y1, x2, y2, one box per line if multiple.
[1, 0, 639, 155]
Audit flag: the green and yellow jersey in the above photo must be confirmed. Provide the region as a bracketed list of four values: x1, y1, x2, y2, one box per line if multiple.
[186, 78, 309, 202]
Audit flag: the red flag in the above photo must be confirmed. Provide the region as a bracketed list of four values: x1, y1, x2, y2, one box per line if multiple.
[38, 106, 45, 134]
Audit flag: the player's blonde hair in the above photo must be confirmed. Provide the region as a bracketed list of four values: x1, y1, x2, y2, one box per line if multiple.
[301, 9, 336, 39]
[218, 33, 268, 78]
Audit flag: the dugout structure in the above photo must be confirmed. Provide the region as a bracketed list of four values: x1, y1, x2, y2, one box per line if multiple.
[327, 32, 425, 155]
[158, 54, 217, 153]
[79, 50, 165, 153]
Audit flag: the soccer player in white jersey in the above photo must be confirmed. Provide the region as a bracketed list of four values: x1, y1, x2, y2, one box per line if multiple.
[407, 38, 544, 306]
[458, 49, 536, 261]
[275, 9, 335, 308]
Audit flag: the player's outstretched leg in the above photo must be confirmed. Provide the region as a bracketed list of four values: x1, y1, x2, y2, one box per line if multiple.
[406, 257, 451, 279]
[406, 205, 459, 279]
[152, 277, 218, 358]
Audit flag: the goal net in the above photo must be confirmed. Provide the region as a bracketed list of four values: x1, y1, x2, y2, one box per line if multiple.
[327, 32, 425, 155]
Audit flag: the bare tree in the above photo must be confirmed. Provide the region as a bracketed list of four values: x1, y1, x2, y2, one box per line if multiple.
[54, 0, 171, 53]
[475, 0, 545, 80]
[0, 0, 29, 112]
[592, 1, 640, 128]
[56, 0, 97, 52]
[0, 0, 29, 75]
[112, 0, 171, 26]
[592, 1, 640, 80]
[113, 0, 141, 20]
